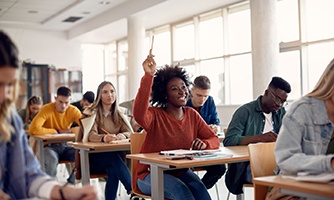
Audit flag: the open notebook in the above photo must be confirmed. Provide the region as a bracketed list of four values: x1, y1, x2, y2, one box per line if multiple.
[160, 149, 232, 160]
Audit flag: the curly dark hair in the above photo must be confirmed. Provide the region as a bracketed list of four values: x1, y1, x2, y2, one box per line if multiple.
[151, 64, 191, 108]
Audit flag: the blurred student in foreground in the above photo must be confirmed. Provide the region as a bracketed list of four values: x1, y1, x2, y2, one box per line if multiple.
[133, 54, 219, 199]
[267, 59, 334, 199]
[0, 30, 97, 199]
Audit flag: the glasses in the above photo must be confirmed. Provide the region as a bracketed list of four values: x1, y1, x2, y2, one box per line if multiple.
[269, 90, 288, 107]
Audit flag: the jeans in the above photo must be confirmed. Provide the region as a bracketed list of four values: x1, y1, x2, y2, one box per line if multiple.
[89, 151, 131, 200]
[44, 143, 75, 177]
[201, 164, 226, 189]
[137, 169, 211, 200]
[244, 164, 253, 184]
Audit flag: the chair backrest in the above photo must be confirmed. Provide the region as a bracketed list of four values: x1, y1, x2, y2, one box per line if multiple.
[248, 142, 276, 178]
[130, 132, 149, 196]
[248, 142, 276, 199]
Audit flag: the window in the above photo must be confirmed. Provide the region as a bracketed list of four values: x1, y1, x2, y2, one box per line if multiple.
[173, 23, 195, 61]
[277, 0, 299, 43]
[228, 4, 251, 54]
[199, 14, 224, 59]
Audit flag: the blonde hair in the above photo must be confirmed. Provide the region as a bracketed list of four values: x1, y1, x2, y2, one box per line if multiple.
[0, 31, 19, 142]
[24, 95, 43, 124]
[86, 81, 122, 126]
[307, 58, 334, 100]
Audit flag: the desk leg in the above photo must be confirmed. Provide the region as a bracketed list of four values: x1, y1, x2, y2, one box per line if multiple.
[37, 139, 45, 171]
[150, 165, 164, 200]
[80, 149, 90, 185]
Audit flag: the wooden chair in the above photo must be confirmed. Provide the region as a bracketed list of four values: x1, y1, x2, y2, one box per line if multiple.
[226, 142, 276, 200]
[130, 132, 152, 199]
[248, 142, 276, 200]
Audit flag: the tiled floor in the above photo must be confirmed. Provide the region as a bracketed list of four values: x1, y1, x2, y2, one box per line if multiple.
[57, 165, 254, 200]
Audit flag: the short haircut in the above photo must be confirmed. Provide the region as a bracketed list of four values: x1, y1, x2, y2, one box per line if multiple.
[193, 75, 211, 90]
[57, 86, 72, 97]
[83, 91, 95, 103]
[268, 76, 291, 93]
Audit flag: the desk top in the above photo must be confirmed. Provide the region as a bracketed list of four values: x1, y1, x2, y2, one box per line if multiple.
[127, 146, 249, 169]
[69, 141, 130, 151]
[253, 175, 334, 198]
[31, 133, 75, 141]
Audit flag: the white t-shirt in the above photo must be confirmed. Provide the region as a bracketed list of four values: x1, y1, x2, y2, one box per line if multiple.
[263, 112, 273, 133]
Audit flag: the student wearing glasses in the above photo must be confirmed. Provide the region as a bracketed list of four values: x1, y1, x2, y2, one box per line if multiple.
[223, 76, 291, 195]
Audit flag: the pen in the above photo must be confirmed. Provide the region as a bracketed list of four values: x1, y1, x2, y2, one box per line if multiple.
[159, 152, 176, 156]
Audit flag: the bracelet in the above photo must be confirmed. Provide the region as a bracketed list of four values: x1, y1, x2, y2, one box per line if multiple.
[59, 185, 66, 200]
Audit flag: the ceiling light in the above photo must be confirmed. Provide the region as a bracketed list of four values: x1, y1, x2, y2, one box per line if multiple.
[28, 10, 38, 14]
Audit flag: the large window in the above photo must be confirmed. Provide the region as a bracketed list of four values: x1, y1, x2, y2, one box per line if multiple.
[82, 0, 334, 106]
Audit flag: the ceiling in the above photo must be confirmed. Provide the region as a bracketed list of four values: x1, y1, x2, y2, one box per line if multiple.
[0, 0, 240, 43]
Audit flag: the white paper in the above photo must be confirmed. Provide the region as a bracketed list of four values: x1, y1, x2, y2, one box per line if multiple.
[283, 172, 334, 183]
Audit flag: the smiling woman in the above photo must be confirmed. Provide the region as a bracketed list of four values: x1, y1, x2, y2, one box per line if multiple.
[132, 54, 220, 200]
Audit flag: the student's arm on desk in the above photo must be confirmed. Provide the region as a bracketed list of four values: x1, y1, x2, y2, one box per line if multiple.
[29, 115, 57, 135]
[238, 131, 277, 145]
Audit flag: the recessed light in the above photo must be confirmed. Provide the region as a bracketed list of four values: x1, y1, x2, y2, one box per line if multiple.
[82, 11, 90, 15]
[28, 10, 38, 14]
[99, 1, 110, 5]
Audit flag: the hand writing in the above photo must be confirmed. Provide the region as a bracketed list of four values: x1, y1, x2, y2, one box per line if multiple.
[103, 134, 117, 143]
[209, 124, 219, 133]
[259, 131, 277, 142]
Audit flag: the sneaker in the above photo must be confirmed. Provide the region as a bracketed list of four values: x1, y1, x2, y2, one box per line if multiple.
[130, 193, 145, 200]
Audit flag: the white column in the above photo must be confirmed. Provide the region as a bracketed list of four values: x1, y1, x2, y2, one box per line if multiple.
[127, 16, 146, 99]
[250, 0, 278, 97]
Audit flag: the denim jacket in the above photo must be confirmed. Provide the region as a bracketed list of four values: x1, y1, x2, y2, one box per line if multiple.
[0, 111, 57, 199]
[275, 96, 334, 175]
[186, 96, 220, 125]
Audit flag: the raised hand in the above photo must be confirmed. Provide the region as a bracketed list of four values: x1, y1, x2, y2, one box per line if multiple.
[142, 55, 156, 76]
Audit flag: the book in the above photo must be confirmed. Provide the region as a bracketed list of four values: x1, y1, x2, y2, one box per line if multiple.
[159, 149, 221, 156]
[283, 172, 334, 183]
[110, 139, 130, 144]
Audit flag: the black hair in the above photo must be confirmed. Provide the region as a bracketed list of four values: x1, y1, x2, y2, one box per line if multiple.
[83, 91, 95, 103]
[57, 86, 72, 97]
[0, 31, 19, 69]
[268, 76, 291, 93]
[151, 65, 190, 108]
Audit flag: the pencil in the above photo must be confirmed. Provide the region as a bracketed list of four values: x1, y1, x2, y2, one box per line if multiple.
[101, 127, 111, 135]
[149, 35, 154, 55]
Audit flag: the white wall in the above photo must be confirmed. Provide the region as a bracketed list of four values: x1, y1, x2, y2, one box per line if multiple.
[3, 28, 82, 70]
[217, 104, 240, 128]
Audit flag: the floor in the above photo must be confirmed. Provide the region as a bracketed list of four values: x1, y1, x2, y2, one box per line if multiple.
[57, 165, 254, 200]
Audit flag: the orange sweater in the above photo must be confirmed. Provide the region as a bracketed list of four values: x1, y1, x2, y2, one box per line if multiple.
[29, 102, 81, 135]
[133, 73, 220, 179]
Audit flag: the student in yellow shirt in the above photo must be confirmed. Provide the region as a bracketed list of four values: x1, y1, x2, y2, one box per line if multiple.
[29, 86, 82, 177]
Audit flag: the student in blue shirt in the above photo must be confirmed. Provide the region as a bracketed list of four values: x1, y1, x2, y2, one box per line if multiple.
[186, 75, 226, 189]
[0, 30, 97, 200]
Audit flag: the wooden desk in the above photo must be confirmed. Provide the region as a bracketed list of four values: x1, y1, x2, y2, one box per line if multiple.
[127, 146, 249, 200]
[69, 142, 130, 185]
[253, 175, 334, 200]
[32, 133, 75, 171]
